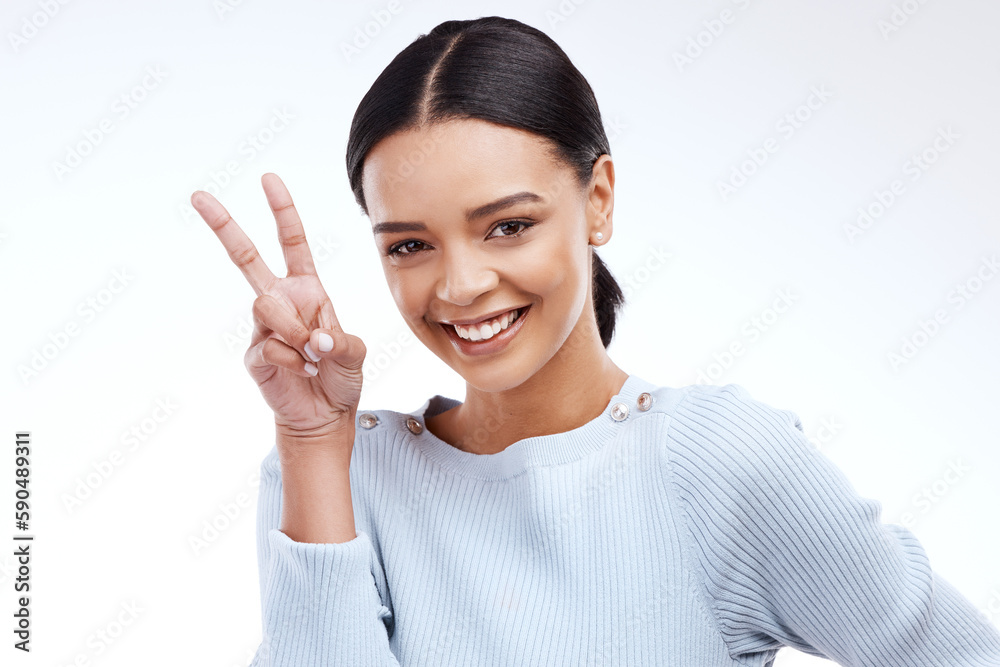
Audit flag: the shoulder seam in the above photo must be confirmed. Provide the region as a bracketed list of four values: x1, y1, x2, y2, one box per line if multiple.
[658, 387, 746, 659]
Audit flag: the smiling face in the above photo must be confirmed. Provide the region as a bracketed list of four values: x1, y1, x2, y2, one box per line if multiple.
[361, 118, 613, 393]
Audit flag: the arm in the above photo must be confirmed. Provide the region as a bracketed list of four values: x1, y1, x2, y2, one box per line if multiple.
[666, 383, 1000, 666]
[249, 429, 401, 666]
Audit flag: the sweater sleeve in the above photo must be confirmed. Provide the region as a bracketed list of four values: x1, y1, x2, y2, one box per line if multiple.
[666, 383, 1000, 667]
[249, 444, 401, 667]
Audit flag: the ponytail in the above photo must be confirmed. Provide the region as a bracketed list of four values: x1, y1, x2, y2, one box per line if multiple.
[591, 249, 624, 348]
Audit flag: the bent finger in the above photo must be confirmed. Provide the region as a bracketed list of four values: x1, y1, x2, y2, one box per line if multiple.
[252, 294, 312, 361]
[246, 335, 316, 378]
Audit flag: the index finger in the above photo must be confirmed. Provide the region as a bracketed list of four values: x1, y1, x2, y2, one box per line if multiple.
[191, 190, 278, 297]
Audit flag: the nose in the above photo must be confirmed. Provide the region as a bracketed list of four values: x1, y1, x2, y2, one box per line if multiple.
[435, 246, 499, 306]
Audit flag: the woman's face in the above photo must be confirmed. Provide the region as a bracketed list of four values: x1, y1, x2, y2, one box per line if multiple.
[361, 118, 613, 392]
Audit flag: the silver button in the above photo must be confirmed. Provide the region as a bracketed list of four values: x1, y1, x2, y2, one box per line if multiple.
[359, 412, 378, 429]
[406, 417, 424, 435]
[610, 402, 629, 421]
[636, 392, 652, 411]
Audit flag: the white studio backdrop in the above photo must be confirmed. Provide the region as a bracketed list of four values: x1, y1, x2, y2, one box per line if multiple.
[1, 0, 998, 665]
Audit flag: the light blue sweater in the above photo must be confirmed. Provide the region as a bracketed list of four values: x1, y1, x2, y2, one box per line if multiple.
[249, 374, 1000, 666]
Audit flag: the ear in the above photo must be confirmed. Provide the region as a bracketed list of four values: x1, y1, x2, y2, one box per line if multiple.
[586, 155, 614, 246]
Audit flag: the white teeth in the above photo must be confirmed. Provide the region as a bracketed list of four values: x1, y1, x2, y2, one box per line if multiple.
[453, 308, 520, 342]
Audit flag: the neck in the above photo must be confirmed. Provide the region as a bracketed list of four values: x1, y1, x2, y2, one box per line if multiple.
[447, 312, 628, 455]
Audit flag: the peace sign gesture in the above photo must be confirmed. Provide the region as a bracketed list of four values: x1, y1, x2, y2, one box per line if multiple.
[192, 173, 368, 444]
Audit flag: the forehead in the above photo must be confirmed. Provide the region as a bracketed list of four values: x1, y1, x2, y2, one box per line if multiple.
[362, 119, 575, 222]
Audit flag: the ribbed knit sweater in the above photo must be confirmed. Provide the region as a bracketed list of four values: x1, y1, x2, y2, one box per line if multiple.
[249, 374, 1000, 666]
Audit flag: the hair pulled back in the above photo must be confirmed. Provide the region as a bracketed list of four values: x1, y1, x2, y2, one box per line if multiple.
[346, 16, 625, 347]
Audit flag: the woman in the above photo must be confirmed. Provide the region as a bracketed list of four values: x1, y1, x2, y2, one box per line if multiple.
[191, 16, 1000, 667]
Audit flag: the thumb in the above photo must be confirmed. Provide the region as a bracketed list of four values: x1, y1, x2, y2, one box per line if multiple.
[312, 328, 367, 371]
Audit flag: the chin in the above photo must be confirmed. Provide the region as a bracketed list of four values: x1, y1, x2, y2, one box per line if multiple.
[453, 362, 540, 394]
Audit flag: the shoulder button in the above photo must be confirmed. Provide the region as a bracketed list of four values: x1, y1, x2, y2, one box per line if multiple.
[406, 416, 424, 435]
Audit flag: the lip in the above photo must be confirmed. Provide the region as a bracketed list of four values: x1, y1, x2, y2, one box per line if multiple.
[441, 305, 530, 357]
[439, 306, 525, 327]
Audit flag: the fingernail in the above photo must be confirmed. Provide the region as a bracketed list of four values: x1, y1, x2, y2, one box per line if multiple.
[304, 342, 321, 363]
[304, 362, 318, 376]
[317, 332, 334, 352]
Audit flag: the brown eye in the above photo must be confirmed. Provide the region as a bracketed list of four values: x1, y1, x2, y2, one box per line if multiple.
[387, 240, 429, 257]
[487, 220, 533, 238]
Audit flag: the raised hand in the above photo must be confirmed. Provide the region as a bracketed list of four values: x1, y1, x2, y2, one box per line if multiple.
[192, 173, 367, 444]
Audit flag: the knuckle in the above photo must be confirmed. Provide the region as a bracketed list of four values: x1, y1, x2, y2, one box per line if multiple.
[287, 321, 309, 343]
[232, 244, 260, 268]
[283, 231, 308, 247]
[252, 294, 275, 320]
[257, 340, 272, 366]
[210, 211, 233, 230]
[244, 340, 264, 369]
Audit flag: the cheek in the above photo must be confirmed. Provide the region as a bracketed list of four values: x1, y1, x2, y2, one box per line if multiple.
[382, 269, 412, 315]
[517, 234, 588, 299]
[385, 266, 433, 323]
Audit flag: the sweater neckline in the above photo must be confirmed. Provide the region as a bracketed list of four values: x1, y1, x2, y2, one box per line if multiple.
[401, 373, 659, 481]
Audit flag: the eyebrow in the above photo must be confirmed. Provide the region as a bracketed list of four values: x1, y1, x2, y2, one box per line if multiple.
[371, 191, 543, 235]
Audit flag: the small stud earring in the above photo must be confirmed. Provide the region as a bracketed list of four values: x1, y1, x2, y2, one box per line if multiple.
[594, 232, 604, 241]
